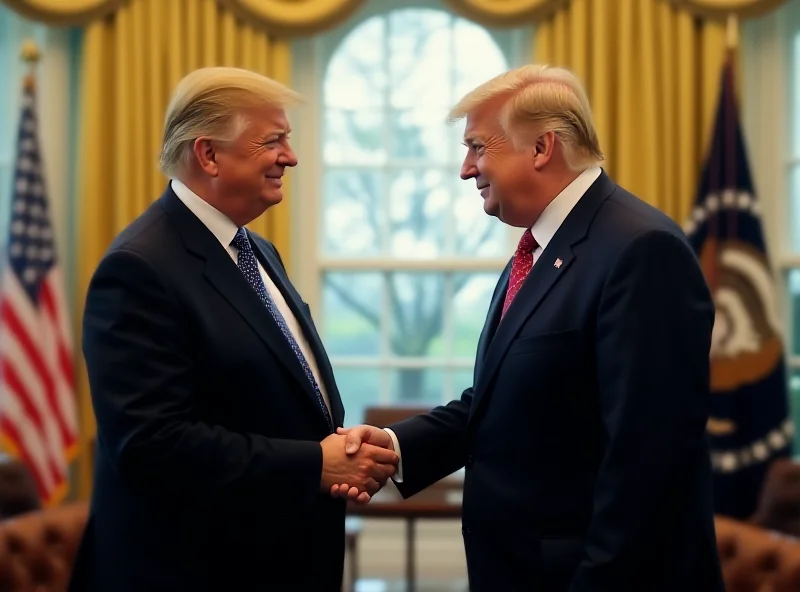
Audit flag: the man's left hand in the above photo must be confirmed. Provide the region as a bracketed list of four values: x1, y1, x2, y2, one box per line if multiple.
[330, 425, 394, 504]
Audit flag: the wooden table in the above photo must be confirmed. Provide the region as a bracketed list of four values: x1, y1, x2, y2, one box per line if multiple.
[346, 476, 463, 591]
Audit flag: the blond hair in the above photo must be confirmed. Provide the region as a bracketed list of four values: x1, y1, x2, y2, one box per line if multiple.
[448, 64, 603, 171]
[159, 67, 303, 177]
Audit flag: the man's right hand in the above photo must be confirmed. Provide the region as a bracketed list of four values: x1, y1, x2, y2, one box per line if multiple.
[319, 433, 398, 500]
[328, 425, 397, 504]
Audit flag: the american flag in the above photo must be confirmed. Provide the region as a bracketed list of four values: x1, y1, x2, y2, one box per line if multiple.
[0, 77, 78, 505]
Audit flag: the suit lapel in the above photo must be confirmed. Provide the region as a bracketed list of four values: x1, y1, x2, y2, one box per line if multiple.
[250, 237, 345, 427]
[475, 262, 511, 373]
[469, 172, 617, 423]
[160, 189, 329, 426]
[469, 246, 576, 422]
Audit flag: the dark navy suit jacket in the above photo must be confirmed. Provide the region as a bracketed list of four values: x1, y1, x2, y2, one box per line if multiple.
[390, 171, 725, 591]
[71, 186, 346, 591]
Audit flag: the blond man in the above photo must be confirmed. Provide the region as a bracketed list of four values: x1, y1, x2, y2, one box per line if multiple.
[336, 65, 724, 591]
[72, 67, 397, 592]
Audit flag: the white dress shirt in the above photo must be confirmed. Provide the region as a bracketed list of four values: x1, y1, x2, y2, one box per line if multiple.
[385, 167, 603, 482]
[170, 179, 331, 414]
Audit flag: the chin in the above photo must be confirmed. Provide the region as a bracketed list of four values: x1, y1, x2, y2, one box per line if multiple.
[483, 199, 500, 218]
[261, 191, 283, 206]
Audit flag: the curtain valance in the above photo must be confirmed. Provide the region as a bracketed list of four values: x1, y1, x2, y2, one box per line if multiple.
[1, 0, 790, 31]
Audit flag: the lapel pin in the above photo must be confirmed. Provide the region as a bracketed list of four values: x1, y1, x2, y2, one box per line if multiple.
[554, 258, 563, 269]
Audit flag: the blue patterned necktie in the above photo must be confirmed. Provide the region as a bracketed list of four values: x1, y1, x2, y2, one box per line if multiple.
[231, 228, 334, 431]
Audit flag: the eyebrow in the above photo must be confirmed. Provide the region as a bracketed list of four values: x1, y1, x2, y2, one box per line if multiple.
[463, 134, 485, 145]
[265, 128, 291, 139]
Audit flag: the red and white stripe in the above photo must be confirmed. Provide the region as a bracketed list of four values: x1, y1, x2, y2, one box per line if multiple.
[0, 266, 77, 504]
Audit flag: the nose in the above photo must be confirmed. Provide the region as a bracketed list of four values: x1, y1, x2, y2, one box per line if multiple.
[460, 155, 477, 180]
[280, 144, 298, 167]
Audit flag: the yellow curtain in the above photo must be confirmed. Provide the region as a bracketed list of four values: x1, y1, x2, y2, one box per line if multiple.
[535, 0, 727, 223]
[75, 0, 293, 499]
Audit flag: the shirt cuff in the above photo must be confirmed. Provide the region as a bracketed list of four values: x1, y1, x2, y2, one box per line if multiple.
[383, 428, 403, 483]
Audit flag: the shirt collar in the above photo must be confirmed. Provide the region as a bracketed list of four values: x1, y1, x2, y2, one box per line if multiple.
[530, 167, 602, 251]
[170, 178, 239, 249]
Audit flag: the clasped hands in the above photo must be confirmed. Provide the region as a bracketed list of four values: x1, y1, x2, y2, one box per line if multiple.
[320, 425, 396, 505]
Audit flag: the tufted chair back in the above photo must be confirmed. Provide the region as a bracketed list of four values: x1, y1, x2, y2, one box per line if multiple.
[0, 461, 40, 521]
[0, 503, 87, 592]
[752, 458, 800, 538]
[0, 503, 799, 591]
[716, 515, 800, 591]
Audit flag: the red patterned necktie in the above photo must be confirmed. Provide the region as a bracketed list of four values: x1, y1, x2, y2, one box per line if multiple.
[502, 229, 538, 318]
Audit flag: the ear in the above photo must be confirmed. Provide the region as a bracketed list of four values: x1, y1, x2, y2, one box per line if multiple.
[192, 137, 219, 177]
[532, 131, 556, 170]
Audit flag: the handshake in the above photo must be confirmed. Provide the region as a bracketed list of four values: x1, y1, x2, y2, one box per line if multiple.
[320, 425, 397, 505]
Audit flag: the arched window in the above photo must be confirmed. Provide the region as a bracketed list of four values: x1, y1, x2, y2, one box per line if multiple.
[291, 1, 528, 424]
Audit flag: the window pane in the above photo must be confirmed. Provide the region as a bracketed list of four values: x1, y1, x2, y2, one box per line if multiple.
[791, 369, 800, 454]
[452, 273, 498, 356]
[388, 169, 448, 258]
[792, 165, 800, 252]
[389, 107, 449, 163]
[790, 269, 800, 355]
[388, 9, 452, 108]
[793, 31, 800, 158]
[336, 367, 382, 427]
[322, 272, 382, 356]
[451, 368, 475, 398]
[322, 169, 383, 256]
[388, 272, 447, 357]
[453, 19, 510, 100]
[389, 367, 445, 404]
[323, 109, 385, 165]
[324, 16, 386, 109]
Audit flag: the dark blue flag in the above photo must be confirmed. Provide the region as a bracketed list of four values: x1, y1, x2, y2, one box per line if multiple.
[684, 53, 793, 519]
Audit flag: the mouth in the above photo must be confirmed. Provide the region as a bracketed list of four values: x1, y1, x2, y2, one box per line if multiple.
[266, 176, 283, 187]
[478, 185, 489, 197]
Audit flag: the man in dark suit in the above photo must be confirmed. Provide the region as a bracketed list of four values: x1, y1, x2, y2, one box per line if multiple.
[71, 67, 398, 592]
[333, 65, 724, 591]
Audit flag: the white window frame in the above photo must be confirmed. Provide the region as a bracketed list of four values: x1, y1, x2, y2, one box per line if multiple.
[289, 1, 530, 404]
[742, 0, 798, 353]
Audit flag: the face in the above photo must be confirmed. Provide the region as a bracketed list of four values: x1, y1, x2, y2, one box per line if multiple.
[200, 106, 297, 227]
[459, 101, 538, 227]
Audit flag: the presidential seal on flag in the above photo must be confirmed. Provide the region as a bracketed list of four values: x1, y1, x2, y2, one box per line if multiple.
[684, 53, 793, 520]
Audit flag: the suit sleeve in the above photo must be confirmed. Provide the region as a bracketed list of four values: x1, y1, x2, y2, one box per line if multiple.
[568, 229, 714, 591]
[387, 391, 472, 498]
[83, 248, 323, 506]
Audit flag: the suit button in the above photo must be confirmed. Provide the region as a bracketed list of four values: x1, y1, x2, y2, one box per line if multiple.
[465, 454, 474, 468]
